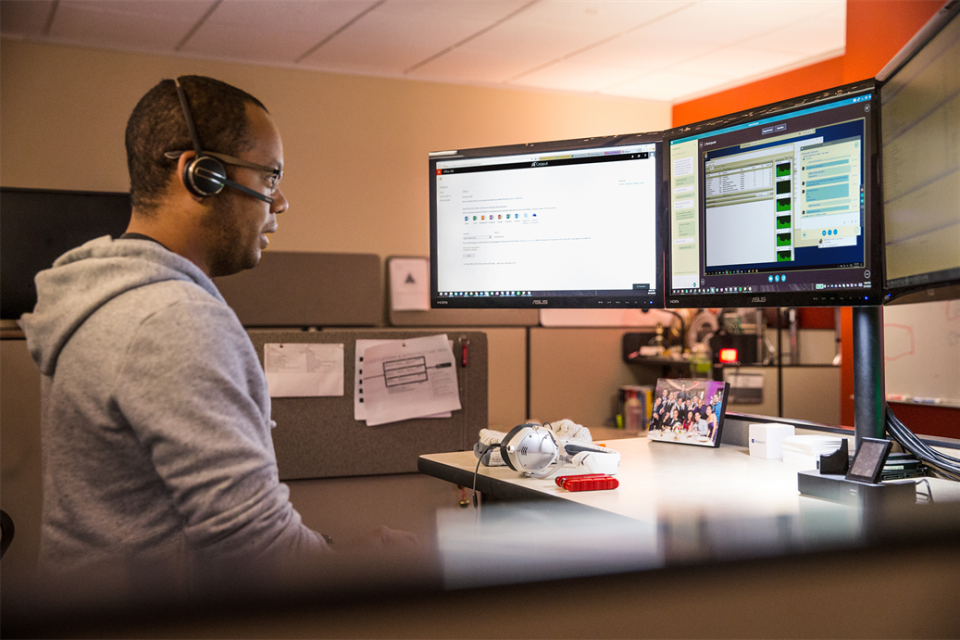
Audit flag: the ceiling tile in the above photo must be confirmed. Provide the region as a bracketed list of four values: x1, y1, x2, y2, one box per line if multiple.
[454, 21, 604, 75]
[670, 45, 807, 80]
[510, 0, 685, 31]
[47, 0, 217, 50]
[640, 1, 823, 47]
[0, 1, 56, 37]
[182, 0, 376, 63]
[299, 1, 527, 72]
[740, 13, 846, 55]
[0, 0, 850, 105]
[406, 47, 524, 84]
[510, 59, 651, 93]
[572, 27, 723, 72]
[605, 69, 725, 102]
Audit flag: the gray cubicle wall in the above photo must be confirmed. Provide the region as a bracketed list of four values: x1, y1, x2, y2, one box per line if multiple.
[215, 251, 382, 327]
[247, 330, 488, 480]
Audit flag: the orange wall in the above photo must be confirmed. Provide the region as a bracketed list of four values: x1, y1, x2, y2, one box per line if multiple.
[672, 0, 946, 432]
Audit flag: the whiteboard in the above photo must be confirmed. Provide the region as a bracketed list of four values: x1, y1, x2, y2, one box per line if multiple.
[883, 299, 960, 406]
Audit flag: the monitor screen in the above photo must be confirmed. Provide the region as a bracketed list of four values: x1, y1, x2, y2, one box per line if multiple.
[879, 3, 960, 305]
[1, 187, 131, 320]
[430, 134, 663, 309]
[665, 82, 881, 309]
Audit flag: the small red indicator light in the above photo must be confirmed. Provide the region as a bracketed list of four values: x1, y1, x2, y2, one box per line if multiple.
[719, 348, 739, 364]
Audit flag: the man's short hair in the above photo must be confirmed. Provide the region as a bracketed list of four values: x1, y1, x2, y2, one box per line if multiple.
[125, 76, 268, 214]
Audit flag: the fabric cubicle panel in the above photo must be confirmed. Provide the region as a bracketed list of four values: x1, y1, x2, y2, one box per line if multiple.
[215, 251, 382, 327]
[247, 329, 487, 480]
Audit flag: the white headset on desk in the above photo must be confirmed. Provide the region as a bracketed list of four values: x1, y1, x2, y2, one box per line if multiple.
[492, 423, 620, 479]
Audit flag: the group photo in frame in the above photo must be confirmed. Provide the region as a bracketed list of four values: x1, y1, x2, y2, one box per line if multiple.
[647, 379, 730, 448]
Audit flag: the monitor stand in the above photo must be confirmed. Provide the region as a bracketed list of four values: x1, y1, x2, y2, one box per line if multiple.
[853, 306, 885, 447]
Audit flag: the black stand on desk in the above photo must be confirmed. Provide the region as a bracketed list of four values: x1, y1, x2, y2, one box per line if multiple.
[853, 306, 885, 448]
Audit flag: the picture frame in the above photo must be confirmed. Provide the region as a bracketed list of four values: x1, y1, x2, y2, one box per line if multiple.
[647, 378, 730, 448]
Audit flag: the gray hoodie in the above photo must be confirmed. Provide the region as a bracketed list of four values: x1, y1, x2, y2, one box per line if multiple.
[21, 236, 327, 575]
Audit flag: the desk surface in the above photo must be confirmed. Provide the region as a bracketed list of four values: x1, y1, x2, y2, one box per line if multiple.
[420, 437, 960, 522]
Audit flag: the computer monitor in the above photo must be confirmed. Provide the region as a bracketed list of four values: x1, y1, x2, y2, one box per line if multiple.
[665, 81, 882, 309]
[429, 134, 663, 309]
[1, 187, 132, 320]
[879, 1, 960, 306]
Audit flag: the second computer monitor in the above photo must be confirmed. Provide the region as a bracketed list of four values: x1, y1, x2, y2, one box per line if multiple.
[665, 81, 882, 308]
[430, 134, 663, 309]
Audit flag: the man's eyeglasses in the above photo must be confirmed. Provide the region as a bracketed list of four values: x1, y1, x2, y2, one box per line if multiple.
[165, 150, 283, 192]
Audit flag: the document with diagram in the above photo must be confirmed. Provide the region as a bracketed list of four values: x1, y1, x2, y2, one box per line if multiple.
[356, 335, 461, 426]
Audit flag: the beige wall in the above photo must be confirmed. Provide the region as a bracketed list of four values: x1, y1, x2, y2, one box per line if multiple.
[0, 39, 670, 259]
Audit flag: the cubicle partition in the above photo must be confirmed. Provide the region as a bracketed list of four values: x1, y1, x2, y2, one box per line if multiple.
[248, 329, 488, 480]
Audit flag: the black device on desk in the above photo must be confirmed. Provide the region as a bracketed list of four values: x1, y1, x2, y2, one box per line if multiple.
[881, 452, 926, 481]
[845, 437, 893, 484]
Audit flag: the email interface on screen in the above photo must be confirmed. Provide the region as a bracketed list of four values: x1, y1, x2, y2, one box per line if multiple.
[432, 142, 660, 308]
[668, 91, 879, 307]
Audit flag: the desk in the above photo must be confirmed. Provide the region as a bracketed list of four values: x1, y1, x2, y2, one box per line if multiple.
[421, 437, 857, 520]
[420, 436, 960, 587]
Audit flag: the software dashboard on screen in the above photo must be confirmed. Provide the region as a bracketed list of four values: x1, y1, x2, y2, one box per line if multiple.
[665, 82, 882, 309]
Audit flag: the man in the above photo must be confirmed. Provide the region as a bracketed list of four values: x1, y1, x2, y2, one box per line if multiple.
[21, 76, 407, 577]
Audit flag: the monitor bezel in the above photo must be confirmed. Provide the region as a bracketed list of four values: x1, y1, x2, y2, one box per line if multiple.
[662, 80, 883, 309]
[429, 132, 666, 309]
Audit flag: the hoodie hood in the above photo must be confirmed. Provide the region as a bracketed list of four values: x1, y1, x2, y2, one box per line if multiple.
[21, 236, 223, 376]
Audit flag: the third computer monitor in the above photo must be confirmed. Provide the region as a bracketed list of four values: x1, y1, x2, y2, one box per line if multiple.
[665, 81, 882, 309]
[879, 1, 960, 305]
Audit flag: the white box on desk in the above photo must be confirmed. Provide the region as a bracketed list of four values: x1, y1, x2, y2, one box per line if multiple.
[749, 423, 796, 459]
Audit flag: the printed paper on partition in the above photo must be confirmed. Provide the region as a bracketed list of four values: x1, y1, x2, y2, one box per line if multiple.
[264, 343, 344, 397]
[358, 334, 461, 426]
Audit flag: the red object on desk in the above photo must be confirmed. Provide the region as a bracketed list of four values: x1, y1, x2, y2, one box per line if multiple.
[555, 474, 619, 492]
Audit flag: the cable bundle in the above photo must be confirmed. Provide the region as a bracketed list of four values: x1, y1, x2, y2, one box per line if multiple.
[886, 404, 960, 481]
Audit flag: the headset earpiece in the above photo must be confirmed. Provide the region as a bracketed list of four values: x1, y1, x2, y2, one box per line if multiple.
[172, 76, 275, 205]
[183, 154, 227, 198]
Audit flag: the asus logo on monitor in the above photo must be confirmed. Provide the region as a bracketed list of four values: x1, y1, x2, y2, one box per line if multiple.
[533, 299, 549, 305]
[751, 296, 766, 303]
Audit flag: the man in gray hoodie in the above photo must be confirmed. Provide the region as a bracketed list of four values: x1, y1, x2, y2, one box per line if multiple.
[21, 76, 405, 578]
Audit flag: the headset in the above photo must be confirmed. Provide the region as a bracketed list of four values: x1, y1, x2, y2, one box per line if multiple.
[171, 77, 274, 204]
[497, 423, 620, 479]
